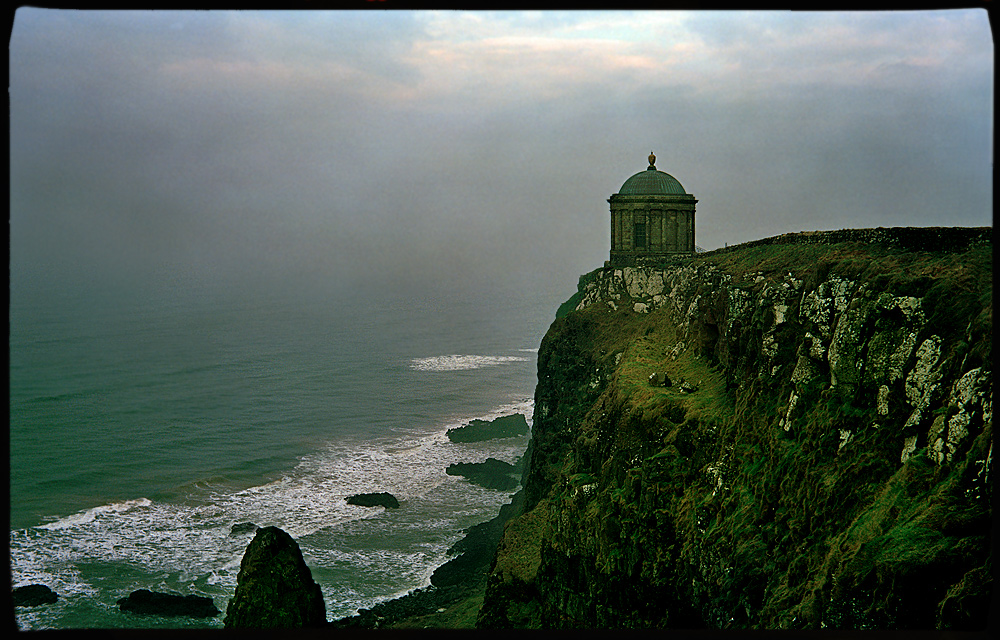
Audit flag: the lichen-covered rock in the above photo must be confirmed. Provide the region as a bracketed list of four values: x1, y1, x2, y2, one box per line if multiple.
[827, 289, 873, 391]
[902, 335, 944, 430]
[927, 366, 991, 464]
[224, 526, 326, 628]
[799, 275, 854, 341]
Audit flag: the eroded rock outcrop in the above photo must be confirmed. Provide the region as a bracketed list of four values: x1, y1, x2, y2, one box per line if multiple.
[447, 458, 522, 491]
[13, 584, 58, 607]
[230, 522, 259, 537]
[480, 228, 992, 630]
[117, 589, 220, 618]
[346, 492, 400, 508]
[224, 526, 326, 628]
[447, 413, 530, 442]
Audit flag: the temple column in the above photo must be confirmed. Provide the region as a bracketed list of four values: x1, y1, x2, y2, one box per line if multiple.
[689, 210, 695, 251]
[669, 211, 679, 252]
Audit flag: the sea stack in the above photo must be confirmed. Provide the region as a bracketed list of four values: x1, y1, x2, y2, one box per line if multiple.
[224, 526, 326, 628]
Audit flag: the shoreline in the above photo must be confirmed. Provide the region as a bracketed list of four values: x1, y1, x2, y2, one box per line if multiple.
[330, 485, 526, 628]
[12, 412, 532, 630]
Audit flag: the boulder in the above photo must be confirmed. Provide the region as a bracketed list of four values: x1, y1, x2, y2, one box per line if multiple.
[224, 526, 327, 628]
[13, 584, 58, 607]
[446, 458, 519, 491]
[648, 372, 672, 387]
[230, 522, 259, 537]
[678, 380, 698, 393]
[346, 492, 400, 508]
[117, 589, 220, 618]
[446, 414, 529, 443]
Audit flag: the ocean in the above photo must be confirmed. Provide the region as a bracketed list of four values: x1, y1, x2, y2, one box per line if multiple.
[9, 282, 554, 629]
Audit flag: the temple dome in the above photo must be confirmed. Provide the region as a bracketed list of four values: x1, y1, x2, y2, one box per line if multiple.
[618, 166, 687, 196]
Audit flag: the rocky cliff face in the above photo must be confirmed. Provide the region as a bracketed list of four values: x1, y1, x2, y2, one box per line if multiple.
[479, 228, 992, 630]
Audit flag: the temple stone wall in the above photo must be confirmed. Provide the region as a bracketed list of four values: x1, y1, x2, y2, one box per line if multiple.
[609, 197, 696, 261]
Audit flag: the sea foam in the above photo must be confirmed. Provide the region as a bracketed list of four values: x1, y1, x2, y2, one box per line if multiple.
[409, 354, 530, 371]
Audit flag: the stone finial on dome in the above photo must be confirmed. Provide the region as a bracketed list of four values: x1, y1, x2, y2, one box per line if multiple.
[648, 151, 656, 169]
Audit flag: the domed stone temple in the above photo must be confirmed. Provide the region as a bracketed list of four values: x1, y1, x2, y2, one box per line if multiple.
[609, 152, 697, 264]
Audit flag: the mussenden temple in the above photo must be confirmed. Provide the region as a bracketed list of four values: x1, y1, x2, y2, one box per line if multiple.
[609, 152, 697, 265]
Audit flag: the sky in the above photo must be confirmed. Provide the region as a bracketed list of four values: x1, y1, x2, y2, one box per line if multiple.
[9, 9, 994, 312]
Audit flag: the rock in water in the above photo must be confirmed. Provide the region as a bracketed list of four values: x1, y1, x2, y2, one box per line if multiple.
[446, 413, 530, 443]
[446, 458, 520, 491]
[117, 589, 220, 618]
[230, 522, 259, 537]
[346, 492, 400, 508]
[13, 584, 58, 607]
[224, 526, 326, 628]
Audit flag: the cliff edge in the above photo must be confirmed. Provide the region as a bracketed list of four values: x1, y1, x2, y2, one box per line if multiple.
[479, 227, 992, 629]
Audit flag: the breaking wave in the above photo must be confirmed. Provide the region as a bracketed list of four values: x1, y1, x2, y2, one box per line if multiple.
[409, 354, 530, 372]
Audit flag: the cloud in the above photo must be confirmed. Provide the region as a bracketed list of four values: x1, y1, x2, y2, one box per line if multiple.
[9, 8, 993, 307]
[638, 10, 994, 98]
